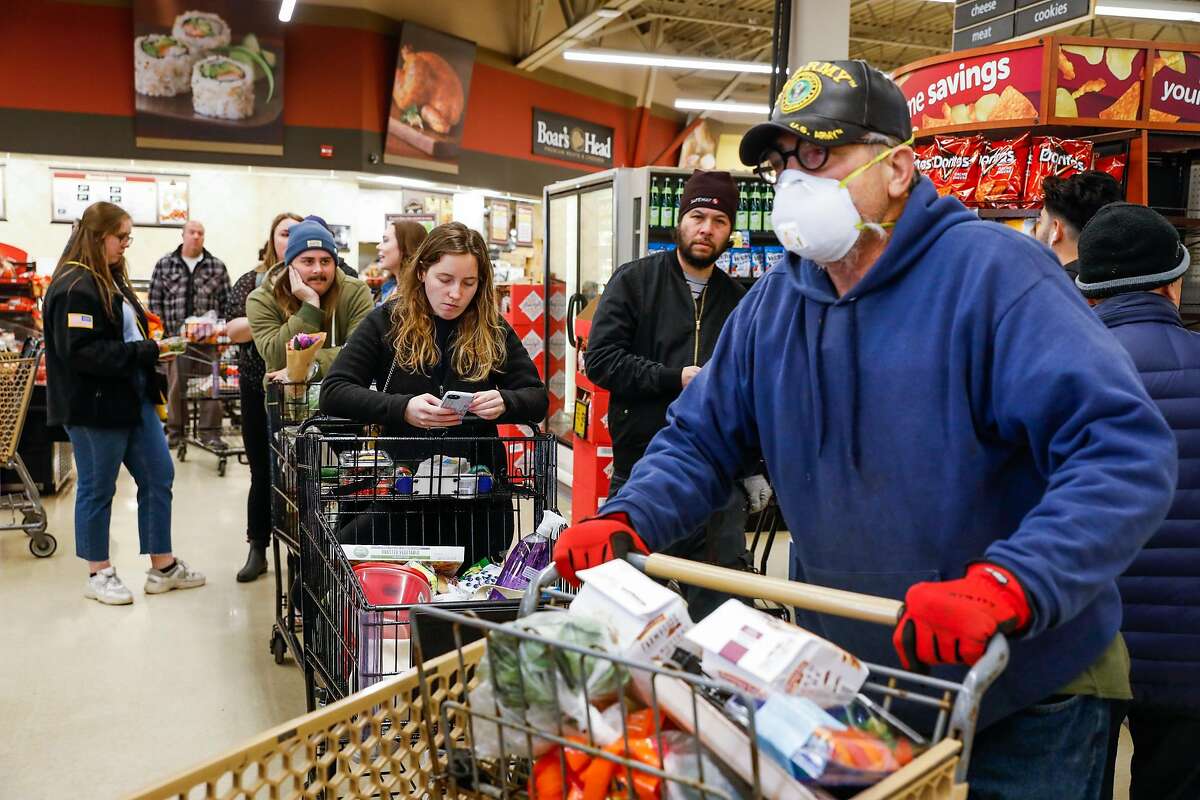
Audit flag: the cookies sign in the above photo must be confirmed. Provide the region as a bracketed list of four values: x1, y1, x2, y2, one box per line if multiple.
[894, 45, 1044, 133]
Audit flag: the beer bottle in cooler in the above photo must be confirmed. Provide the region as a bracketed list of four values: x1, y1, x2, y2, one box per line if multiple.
[649, 176, 660, 229]
[763, 188, 774, 233]
[736, 181, 749, 230]
[673, 176, 684, 227]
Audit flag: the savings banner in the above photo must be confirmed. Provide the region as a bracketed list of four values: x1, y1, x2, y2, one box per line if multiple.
[1150, 50, 1200, 124]
[895, 46, 1043, 134]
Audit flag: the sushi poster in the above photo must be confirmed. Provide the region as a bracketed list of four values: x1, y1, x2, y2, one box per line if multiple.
[384, 24, 477, 175]
[133, 1, 285, 155]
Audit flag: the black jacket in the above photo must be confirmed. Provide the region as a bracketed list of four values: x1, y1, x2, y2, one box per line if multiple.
[44, 266, 161, 428]
[319, 304, 549, 440]
[586, 250, 745, 477]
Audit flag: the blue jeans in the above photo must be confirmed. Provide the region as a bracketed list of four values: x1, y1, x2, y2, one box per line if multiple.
[66, 400, 175, 561]
[967, 693, 1113, 799]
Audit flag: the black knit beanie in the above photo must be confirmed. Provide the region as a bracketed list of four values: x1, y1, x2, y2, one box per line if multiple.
[679, 170, 739, 225]
[1075, 203, 1190, 299]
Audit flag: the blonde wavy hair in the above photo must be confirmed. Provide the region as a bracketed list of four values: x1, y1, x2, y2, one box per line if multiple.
[390, 222, 506, 382]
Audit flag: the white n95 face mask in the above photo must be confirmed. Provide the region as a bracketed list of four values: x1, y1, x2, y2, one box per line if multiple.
[770, 136, 913, 264]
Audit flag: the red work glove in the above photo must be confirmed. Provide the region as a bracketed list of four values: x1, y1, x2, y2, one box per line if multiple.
[893, 563, 1032, 669]
[552, 513, 650, 586]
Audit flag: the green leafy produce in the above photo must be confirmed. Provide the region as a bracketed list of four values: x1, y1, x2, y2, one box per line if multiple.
[478, 611, 626, 714]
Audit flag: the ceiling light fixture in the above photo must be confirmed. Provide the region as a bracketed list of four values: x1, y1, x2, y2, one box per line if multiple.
[278, 0, 297, 22]
[563, 48, 772, 74]
[674, 99, 771, 114]
[594, 8, 623, 18]
[1096, 2, 1200, 21]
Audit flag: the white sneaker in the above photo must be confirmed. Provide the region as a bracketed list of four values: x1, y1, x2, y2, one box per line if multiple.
[85, 567, 134, 606]
[144, 559, 207, 594]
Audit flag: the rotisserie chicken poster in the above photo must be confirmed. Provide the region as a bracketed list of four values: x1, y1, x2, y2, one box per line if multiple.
[384, 24, 477, 174]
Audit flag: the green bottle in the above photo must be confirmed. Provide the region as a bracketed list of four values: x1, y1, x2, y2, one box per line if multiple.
[735, 182, 749, 230]
[649, 177, 660, 229]
[674, 177, 685, 227]
[763, 188, 774, 233]
[749, 183, 763, 231]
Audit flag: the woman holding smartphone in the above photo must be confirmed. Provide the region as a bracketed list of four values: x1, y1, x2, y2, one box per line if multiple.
[224, 211, 301, 582]
[44, 201, 205, 605]
[320, 222, 548, 564]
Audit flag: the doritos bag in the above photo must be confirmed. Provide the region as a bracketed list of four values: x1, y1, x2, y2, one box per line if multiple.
[913, 143, 937, 175]
[930, 136, 985, 206]
[976, 134, 1030, 209]
[1025, 137, 1094, 207]
[1094, 153, 1127, 184]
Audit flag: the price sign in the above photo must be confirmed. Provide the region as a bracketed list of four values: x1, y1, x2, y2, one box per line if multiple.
[51, 169, 189, 227]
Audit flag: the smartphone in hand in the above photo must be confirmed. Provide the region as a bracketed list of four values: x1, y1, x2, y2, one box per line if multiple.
[440, 390, 474, 416]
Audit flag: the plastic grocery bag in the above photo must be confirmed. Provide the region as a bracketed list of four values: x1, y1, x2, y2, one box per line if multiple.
[468, 610, 627, 758]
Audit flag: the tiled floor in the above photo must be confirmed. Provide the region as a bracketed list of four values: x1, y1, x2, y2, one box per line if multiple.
[0, 450, 1133, 798]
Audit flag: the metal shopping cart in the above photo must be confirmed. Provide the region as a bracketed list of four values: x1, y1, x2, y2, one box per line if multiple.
[175, 341, 247, 476]
[264, 380, 331, 669]
[294, 422, 558, 712]
[0, 342, 54, 558]
[125, 556, 1006, 800]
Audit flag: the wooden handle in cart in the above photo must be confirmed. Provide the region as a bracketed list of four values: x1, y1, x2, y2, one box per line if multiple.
[631, 553, 904, 626]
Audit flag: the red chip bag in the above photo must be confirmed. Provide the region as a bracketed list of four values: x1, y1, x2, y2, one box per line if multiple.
[976, 133, 1030, 209]
[930, 136, 985, 206]
[913, 143, 937, 175]
[1094, 153, 1127, 184]
[1024, 137, 1094, 207]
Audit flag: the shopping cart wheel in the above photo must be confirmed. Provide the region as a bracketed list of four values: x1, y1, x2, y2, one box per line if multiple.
[218, 458, 227, 477]
[22, 511, 47, 534]
[29, 533, 56, 558]
[270, 628, 287, 664]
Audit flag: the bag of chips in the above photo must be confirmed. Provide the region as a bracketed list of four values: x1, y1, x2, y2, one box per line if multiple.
[1024, 136, 1094, 207]
[1094, 153, 1127, 184]
[929, 135, 985, 205]
[975, 133, 1030, 208]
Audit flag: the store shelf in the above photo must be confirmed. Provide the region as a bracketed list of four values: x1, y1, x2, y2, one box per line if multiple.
[1162, 215, 1200, 229]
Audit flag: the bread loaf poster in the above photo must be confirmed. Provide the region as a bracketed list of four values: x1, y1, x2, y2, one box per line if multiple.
[133, 0, 285, 155]
[385, 24, 477, 174]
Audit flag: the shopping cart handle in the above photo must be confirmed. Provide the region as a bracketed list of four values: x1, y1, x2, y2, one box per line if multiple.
[520, 562, 560, 618]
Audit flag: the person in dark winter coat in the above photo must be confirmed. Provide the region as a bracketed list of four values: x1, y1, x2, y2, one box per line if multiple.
[224, 211, 302, 583]
[551, 60, 1176, 800]
[586, 170, 761, 619]
[1077, 203, 1200, 800]
[320, 222, 548, 566]
[44, 201, 206, 605]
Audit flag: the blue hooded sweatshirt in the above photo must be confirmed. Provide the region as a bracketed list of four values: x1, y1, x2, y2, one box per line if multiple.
[603, 177, 1176, 727]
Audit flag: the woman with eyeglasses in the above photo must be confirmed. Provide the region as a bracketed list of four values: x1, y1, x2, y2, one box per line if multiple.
[44, 201, 206, 605]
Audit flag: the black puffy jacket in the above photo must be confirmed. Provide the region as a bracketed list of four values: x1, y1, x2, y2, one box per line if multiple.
[585, 250, 745, 478]
[44, 266, 161, 428]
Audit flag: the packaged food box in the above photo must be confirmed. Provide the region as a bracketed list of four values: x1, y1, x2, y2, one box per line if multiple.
[685, 599, 868, 707]
[341, 544, 465, 574]
[571, 558, 694, 663]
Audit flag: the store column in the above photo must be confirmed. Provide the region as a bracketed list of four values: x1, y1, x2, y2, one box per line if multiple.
[787, 0, 850, 69]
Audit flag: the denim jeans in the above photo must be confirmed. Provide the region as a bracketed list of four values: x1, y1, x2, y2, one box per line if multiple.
[967, 693, 1113, 799]
[66, 400, 175, 561]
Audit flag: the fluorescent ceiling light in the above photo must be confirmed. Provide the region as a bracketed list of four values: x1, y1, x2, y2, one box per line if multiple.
[594, 8, 622, 18]
[675, 99, 770, 114]
[563, 48, 772, 74]
[278, 0, 296, 22]
[1096, 2, 1200, 21]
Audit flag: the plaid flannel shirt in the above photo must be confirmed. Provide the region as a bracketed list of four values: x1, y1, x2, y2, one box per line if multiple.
[148, 246, 231, 337]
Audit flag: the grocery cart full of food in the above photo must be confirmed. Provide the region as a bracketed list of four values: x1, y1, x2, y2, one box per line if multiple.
[294, 422, 559, 711]
[125, 553, 1007, 800]
[171, 311, 246, 475]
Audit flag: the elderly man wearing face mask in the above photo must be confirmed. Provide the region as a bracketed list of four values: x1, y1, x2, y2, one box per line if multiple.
[551, 60, 1176, 798]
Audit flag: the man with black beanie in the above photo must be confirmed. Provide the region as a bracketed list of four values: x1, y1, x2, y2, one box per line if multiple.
[1035, 170, 1123, 280]
[585, 170, 762, 619]
[1078, 202, 1200, 800]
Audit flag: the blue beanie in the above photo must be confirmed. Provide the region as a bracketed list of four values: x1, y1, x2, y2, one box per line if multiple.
[284, 220, 338, 265]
